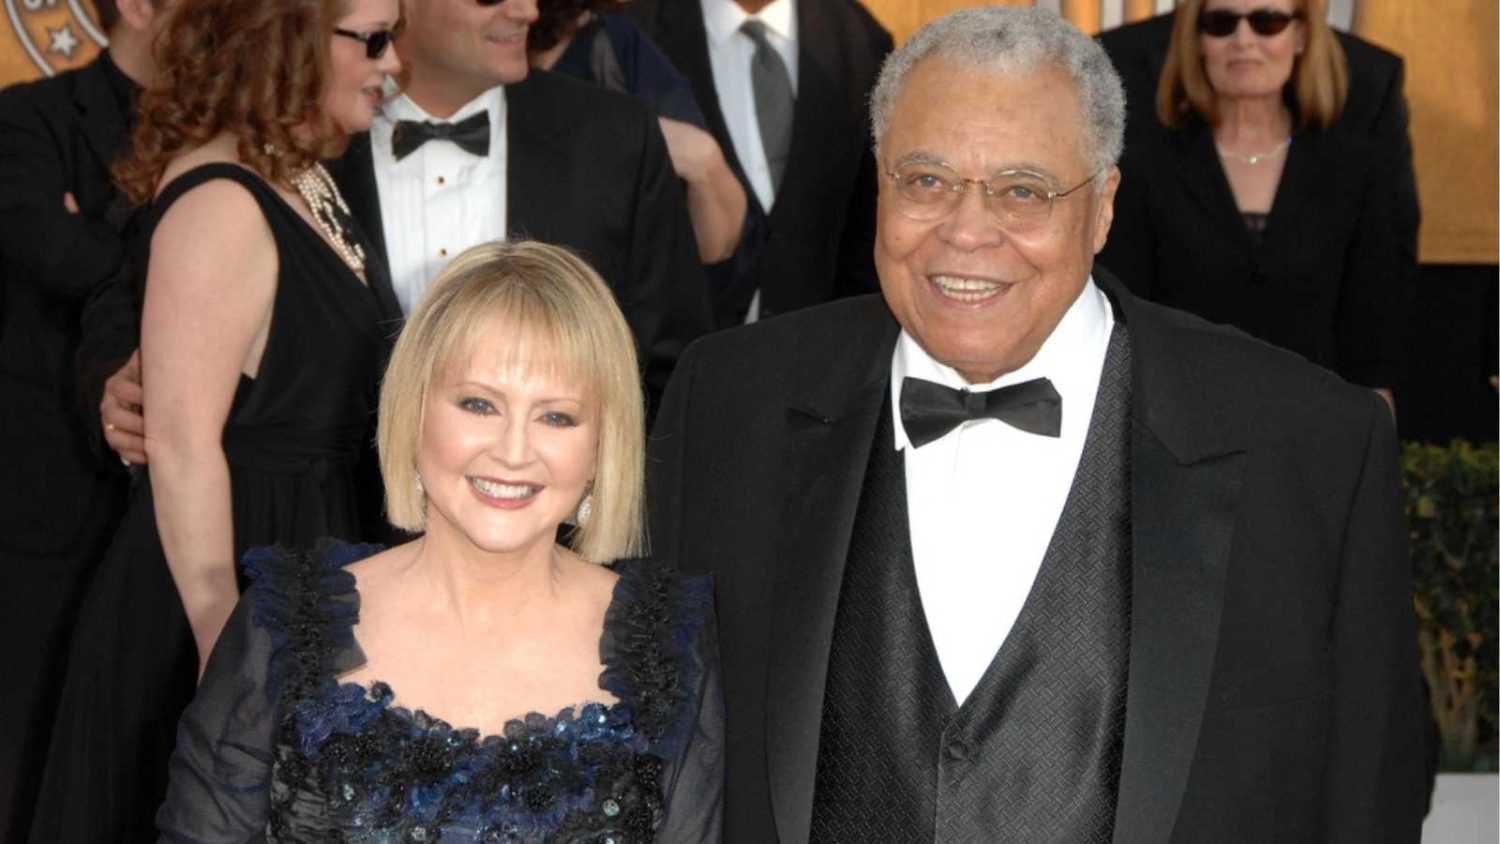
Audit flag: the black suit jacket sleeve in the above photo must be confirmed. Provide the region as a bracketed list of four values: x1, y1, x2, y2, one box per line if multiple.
[74, 253, 142, 459]
[623, 110, 713, 408]
[1335, 149, 1403, 388]
[0, 84, 125, 304]
[1323, 395, 1426, 841]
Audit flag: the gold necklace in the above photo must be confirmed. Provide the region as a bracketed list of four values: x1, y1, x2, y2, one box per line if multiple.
[290, 162, 366, 275]
[1215, 137, 1292, 166]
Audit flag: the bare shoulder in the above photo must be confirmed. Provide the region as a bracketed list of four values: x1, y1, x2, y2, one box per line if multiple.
[346, 541, 421, 601]
[560, 551, 621, 613]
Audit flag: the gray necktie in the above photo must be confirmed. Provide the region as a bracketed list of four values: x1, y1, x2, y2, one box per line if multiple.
[740, 19, 795, 194]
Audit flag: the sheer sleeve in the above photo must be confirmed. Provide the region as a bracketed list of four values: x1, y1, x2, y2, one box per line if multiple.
[656, 599, 725, 842]
[155, 593, 275, 843]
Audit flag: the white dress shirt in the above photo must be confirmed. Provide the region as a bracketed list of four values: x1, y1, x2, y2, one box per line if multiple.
[370, 88, 509, 314]
[889, 280, 1115, 705]
[701, 0, 798, 323]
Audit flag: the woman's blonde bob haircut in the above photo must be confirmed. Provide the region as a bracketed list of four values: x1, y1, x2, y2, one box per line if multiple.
[378, 241, 646, 563]
[1156, 0, 1347, 129]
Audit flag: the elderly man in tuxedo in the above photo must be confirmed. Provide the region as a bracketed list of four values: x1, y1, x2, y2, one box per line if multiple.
[647, 7, 1427, 842]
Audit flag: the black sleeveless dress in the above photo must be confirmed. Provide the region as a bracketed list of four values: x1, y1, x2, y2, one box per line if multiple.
[27, 164, 397, 843]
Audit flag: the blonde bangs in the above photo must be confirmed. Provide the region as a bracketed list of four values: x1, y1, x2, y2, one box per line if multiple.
[377, 241, 646, 560]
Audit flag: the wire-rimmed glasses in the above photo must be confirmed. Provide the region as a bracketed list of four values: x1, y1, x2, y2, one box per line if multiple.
[884, 160, 1100, 232]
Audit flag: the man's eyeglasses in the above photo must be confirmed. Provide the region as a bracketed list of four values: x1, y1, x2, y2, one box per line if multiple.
[333, 20, 404, 60]
[1197, 9, 1301, 38]
[884, 162, 1099, 232]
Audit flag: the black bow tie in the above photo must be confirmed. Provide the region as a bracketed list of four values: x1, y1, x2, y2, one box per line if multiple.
[390, 111, 490, 161]
[899, 376, 1062, 447]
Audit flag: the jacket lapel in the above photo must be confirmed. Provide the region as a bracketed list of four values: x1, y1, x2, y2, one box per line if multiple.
[327, 133, 402, 323]
[1102, 275, 1246, 843]
[770, 1, 846, 226]
[765, 302, 898, 843]
[504, 75, 568, 241]
[1169, 125, 1251, 249]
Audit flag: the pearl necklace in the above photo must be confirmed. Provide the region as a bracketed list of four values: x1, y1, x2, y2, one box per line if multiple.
[1216, 137, 1292, 166]
[290, 163, 366, 276]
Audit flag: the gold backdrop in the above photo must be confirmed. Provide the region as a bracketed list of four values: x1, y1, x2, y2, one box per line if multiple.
[2, 0, 1494, 263]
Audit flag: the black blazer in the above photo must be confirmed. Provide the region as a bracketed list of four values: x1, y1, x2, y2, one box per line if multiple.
[1098, 118, 1402, 388]
[328, 69, 713, 405]
[646, 276, 1427, 842]
[628, 0, 892, 325]
[0, 55, 132, 557]
[1097, 12, 1419, 281]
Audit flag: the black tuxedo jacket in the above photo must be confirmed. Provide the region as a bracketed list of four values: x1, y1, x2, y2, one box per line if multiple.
[647, 276, 1427, 842]
[0, 55, 131, 558]
[628, 0, 891, 325]
[1097, 12, 1419, 282]
[327, 69, 712, 405]
[1098, 117, 1402, 389]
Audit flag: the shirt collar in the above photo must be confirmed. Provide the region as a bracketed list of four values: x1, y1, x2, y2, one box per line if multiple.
[890, 277, 1114, 452]
[701, 0, 798, 47]
[381, 85, 505, 126]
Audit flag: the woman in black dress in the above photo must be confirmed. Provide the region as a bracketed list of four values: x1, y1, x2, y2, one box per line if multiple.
[30, 0, 402, 840]
[157, 241, 724, 841]
[1098, 0, 1402, 405]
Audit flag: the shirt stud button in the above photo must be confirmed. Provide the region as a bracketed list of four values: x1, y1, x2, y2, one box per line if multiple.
[439, 248, 448, 257]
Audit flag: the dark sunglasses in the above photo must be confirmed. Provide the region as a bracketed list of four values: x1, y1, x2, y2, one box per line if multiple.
[1198, 8, 1301, 38]
[333, 20, 404, 60]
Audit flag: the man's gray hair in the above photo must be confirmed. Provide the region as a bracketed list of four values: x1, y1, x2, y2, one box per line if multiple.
[869, 7, 1126, 176]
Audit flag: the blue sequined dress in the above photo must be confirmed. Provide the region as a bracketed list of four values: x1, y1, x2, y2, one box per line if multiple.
[156, 541, 723, 843]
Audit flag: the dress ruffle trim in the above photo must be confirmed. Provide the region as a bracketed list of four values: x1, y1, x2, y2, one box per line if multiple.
[241, 538, 379, 705]
[597, 561, 713, 761]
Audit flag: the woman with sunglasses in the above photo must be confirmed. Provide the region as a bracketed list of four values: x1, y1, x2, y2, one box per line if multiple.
[29, 1, 403, 840]
[1099, 0, 1401, 408]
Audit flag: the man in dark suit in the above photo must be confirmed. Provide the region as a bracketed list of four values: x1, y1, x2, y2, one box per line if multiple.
[331, 0, 709, 409]
[0, 1, 164, 837]
[648, 8, 1427, 842]
[628, 0, 892, 326]
[1096, 10, 1420, 297]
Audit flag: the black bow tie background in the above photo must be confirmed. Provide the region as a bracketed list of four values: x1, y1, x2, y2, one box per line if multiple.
[391, 111, 491, 160]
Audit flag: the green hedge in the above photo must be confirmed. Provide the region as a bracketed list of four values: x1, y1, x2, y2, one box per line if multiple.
[1402, 440, 1499, 771]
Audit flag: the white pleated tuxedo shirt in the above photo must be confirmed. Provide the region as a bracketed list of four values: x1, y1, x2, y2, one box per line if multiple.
[889, 280, 1114, 704]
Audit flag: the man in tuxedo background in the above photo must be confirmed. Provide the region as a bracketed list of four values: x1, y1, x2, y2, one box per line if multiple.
[628, 0, 892, 326]
[0, 1, 165, 836]
[647, 7, 1427, 842]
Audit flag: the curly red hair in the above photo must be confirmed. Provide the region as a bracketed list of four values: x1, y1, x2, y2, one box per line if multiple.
[115, 0, 348, 204]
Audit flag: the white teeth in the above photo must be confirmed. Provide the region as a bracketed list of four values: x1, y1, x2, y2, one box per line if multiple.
[470, 477, 538, 499]
[930, 275, 1006, 302]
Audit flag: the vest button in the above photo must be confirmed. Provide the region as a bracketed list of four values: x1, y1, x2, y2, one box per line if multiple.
[946, 739, 970, 761]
